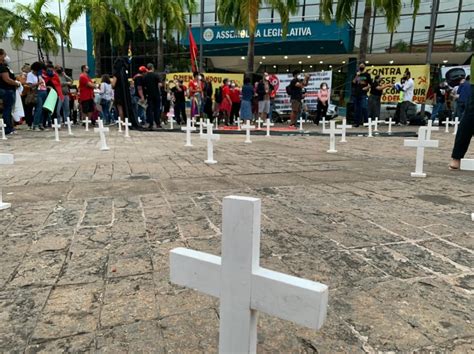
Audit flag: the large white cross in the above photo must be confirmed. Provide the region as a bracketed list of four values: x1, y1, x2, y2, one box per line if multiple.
[337, 118, 352, 143]
[324, 120, 342, 153]
[170, 196, 328, 353]
[425, 120, 439, 140]
[200, 122, 220, 164]
[443, 118, 451, 133]
[386, 117, 394, 135]
[181, 118, 196, 147]
[297, 116, 305, 131]
[452, 117, 460, 136]
[242, 123, 255, 144]
[404, 127, 439, 178]
[65, 117, 73, 136]
[0, 119, 7, 140]
[52, 119, 61, 142]
[117, 116, 123, 132]
[263, 118, 274, 137]
[124, 117, 131, 138]
[196, 118, 204, 136]
[363, 118, 376, 138]
[460, 159, 474, 171]
[94, 119, 110, 151]
[83, 117, 91, 132]
[0, 153, 14, 210]
[256, 117, 264, 130]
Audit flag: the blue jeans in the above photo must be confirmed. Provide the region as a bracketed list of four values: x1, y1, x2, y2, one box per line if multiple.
[33, 90, 48, 127]
[58, 95, 70, 123]
[100, 99, 112, 124]
[354, 95, 368, 126]
[431, 101, 445, 122]
[0, 88, 15, 133]
[132, 96, 146, 124]
[269, 99, 275, 121]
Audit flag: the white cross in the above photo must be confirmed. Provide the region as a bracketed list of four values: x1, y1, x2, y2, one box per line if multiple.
[168, 115, 176, 130]
[52, 118, 61, 142]
[170, 196, 328, 354]
[124, 117, 131, 138]
[94, 119, 110, 151]
[215, 118, 219, 130]
[263, 118, 274, 137]
[297, 116, 305, 131]
[256, 117, 264, 130]
[191, 116, 196, 128]
[324, 120, 342, 153]
[196, 118, 204, 136]
[386, 117, 394, 135]
[181, 118, 196, 147]
[373, 117, 381, 132]
[363, 118, 376, 138]
[65, 116, 73, 136]
[321, 117, 327, 133]
[336, 118, 352, 143]
[425, 120, 439, 140]
[242, 123, 255, 144]
[0, 119, 7, 140]
[237, 117, 242, 131]
[443, 118, 450, 133]
[0, 153, 14, 210]
[117, 116, 123, 132]
[460, 159, 474, 171]
[83, 117, 91, 132]
[452, 117, 460, 135]
[404, 127, 439, 178]
[200, 122, 220, 164]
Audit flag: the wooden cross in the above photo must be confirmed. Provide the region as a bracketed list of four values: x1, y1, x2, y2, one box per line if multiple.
[256, 117, 264, 130]
[336, 118, 352, 143]
[83, 117, 91, 132]
[52, 119, 61, 142]
[94, 119, 110, 151]
[363, 118, 376, 138]
[181, 118, 196, 147]
[200, 122, 220, 164]
[242, 123, 255, 144]
[170, 196, 328, 353]
[404, 127, 439, 178]
[0, 119, 7, 140]
[65, 117, 74, 136]
[124, 117, 132, 138]
[0, 153, 14, 210]
[324, 120, 342, 153]
[263, 118, 274, 137]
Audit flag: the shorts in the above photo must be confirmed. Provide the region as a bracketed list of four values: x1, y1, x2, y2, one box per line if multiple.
[291, 99, 302, 113]
[81, 99, 95, 114]
[258, 100, 271, 114]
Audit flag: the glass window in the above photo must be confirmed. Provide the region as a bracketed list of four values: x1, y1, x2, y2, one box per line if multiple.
[401, 0, 419, 15]
[414, 14, 431, 31]
[370, 33, 392, 53]
[204, 12, 215, 25]
[391, 32, 413, 52]
[463, 0, 474, 10]
[458, 11, 474, 30]
[203, 0, 216, 13]
[439, 0, 460, 12]
[259, 8, 273, 23]
[303, 4, 320, 20]
[437, 13, 461, 31]
[434, 30, 456, 43]
[411, 31, 429, 47]
[290, 5, 304, 21]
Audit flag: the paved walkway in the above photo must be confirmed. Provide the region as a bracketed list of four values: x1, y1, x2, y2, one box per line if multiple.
[0, 124, 473, 352]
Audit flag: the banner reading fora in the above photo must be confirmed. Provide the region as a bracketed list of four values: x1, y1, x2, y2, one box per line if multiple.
[165, 72, 244, 88]
[366, 65, 430, 104]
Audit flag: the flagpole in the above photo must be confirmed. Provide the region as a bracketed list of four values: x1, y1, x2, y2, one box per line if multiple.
[199, 0, 204, 72]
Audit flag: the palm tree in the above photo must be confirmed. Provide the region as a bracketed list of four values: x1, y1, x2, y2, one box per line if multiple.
[66, 0, 126, 76]
[321, 0, 420, 62]
[132, 0, 196, 71]
[218, 0, 299, 74]
[0, 0, 71, 62]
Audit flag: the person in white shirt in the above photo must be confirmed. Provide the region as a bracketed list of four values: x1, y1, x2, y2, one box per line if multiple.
[99, 74, 113, 125]
[400, 70, 414, 125]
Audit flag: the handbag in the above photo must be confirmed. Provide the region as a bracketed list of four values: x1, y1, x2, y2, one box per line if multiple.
[25, 88, 37, 106]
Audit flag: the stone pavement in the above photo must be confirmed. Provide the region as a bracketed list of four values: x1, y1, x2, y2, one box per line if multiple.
[0, 123, 473, 352]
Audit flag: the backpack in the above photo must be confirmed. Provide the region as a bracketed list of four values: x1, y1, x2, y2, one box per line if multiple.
[286, 84, 292, 96]
[215, 87, 223, 103]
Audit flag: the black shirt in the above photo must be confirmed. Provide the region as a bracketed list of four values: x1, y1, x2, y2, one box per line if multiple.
[290, 78, 303, 101]
[172, 86, 186, 103]
[434, 85, 446, 103]
[0, 64, 16, 90]
[133, 75, 144, 97]
[370, 80, 383, 97]
[143, 72, 161, 101]
[353, 71, 372, 97]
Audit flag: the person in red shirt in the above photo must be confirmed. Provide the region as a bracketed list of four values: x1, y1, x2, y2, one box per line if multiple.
[43, 63, 65, 125]
[79, 64, 97, 123]
[188, 71, 204, 118]
[229, 82, 241, 125]
[219, 78, 232, 125]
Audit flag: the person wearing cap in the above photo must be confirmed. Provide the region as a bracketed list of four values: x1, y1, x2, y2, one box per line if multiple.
[133, 66, 148, 125]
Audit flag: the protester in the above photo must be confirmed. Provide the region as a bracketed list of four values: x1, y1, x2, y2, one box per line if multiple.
[161, 81, 171, 123]
[352, 62, 371, 127]
[189, 71, 203, 118]
[143, 63, 162, 130]
[219, 78, 232, 125]
[56, 66, 73, 125]
[240, 77, 254, 122]
[399, 69, 414, 125]
[171, 79, 187, 124]
[203, 75, 213, 119]
[18, 64, 33, 128]
[368, 75, 391, 120]
[289, 70, 310, 127]
[456, 75, 471, 120]
[315, 82, 330, 125]
[133, 66, 148, 125]
[0, 49, 21, 135]
[112, 57, 135, 126]
[43, 63, 64, 125]
[229, 82, 241, 125]
[98, 74, 113, 125]
[256, 73, 273, 122]
[431, 81, 448, 123]
[79, 64, 97, 125]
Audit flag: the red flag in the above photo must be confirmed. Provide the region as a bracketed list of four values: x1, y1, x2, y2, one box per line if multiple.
[189, 26, 199, 73]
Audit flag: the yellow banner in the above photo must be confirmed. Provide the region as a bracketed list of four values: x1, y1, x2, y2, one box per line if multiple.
[165, 72, 244, 88]
[366, 65, 430, 104]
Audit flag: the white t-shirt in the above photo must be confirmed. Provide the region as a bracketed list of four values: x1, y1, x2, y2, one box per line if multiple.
[26, 72, 46, 90]
[100, 82, 113, 101]
[403, 78, 414, 102]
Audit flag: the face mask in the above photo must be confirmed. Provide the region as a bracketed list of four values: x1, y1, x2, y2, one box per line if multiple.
[4, 56, 11, 65]
[46, 69, 54, 77]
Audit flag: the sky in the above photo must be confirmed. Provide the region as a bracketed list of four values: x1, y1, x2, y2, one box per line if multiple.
[0, 0, 87, 50]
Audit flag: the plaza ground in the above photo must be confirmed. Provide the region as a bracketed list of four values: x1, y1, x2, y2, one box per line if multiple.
[0, 123, 473, 352]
